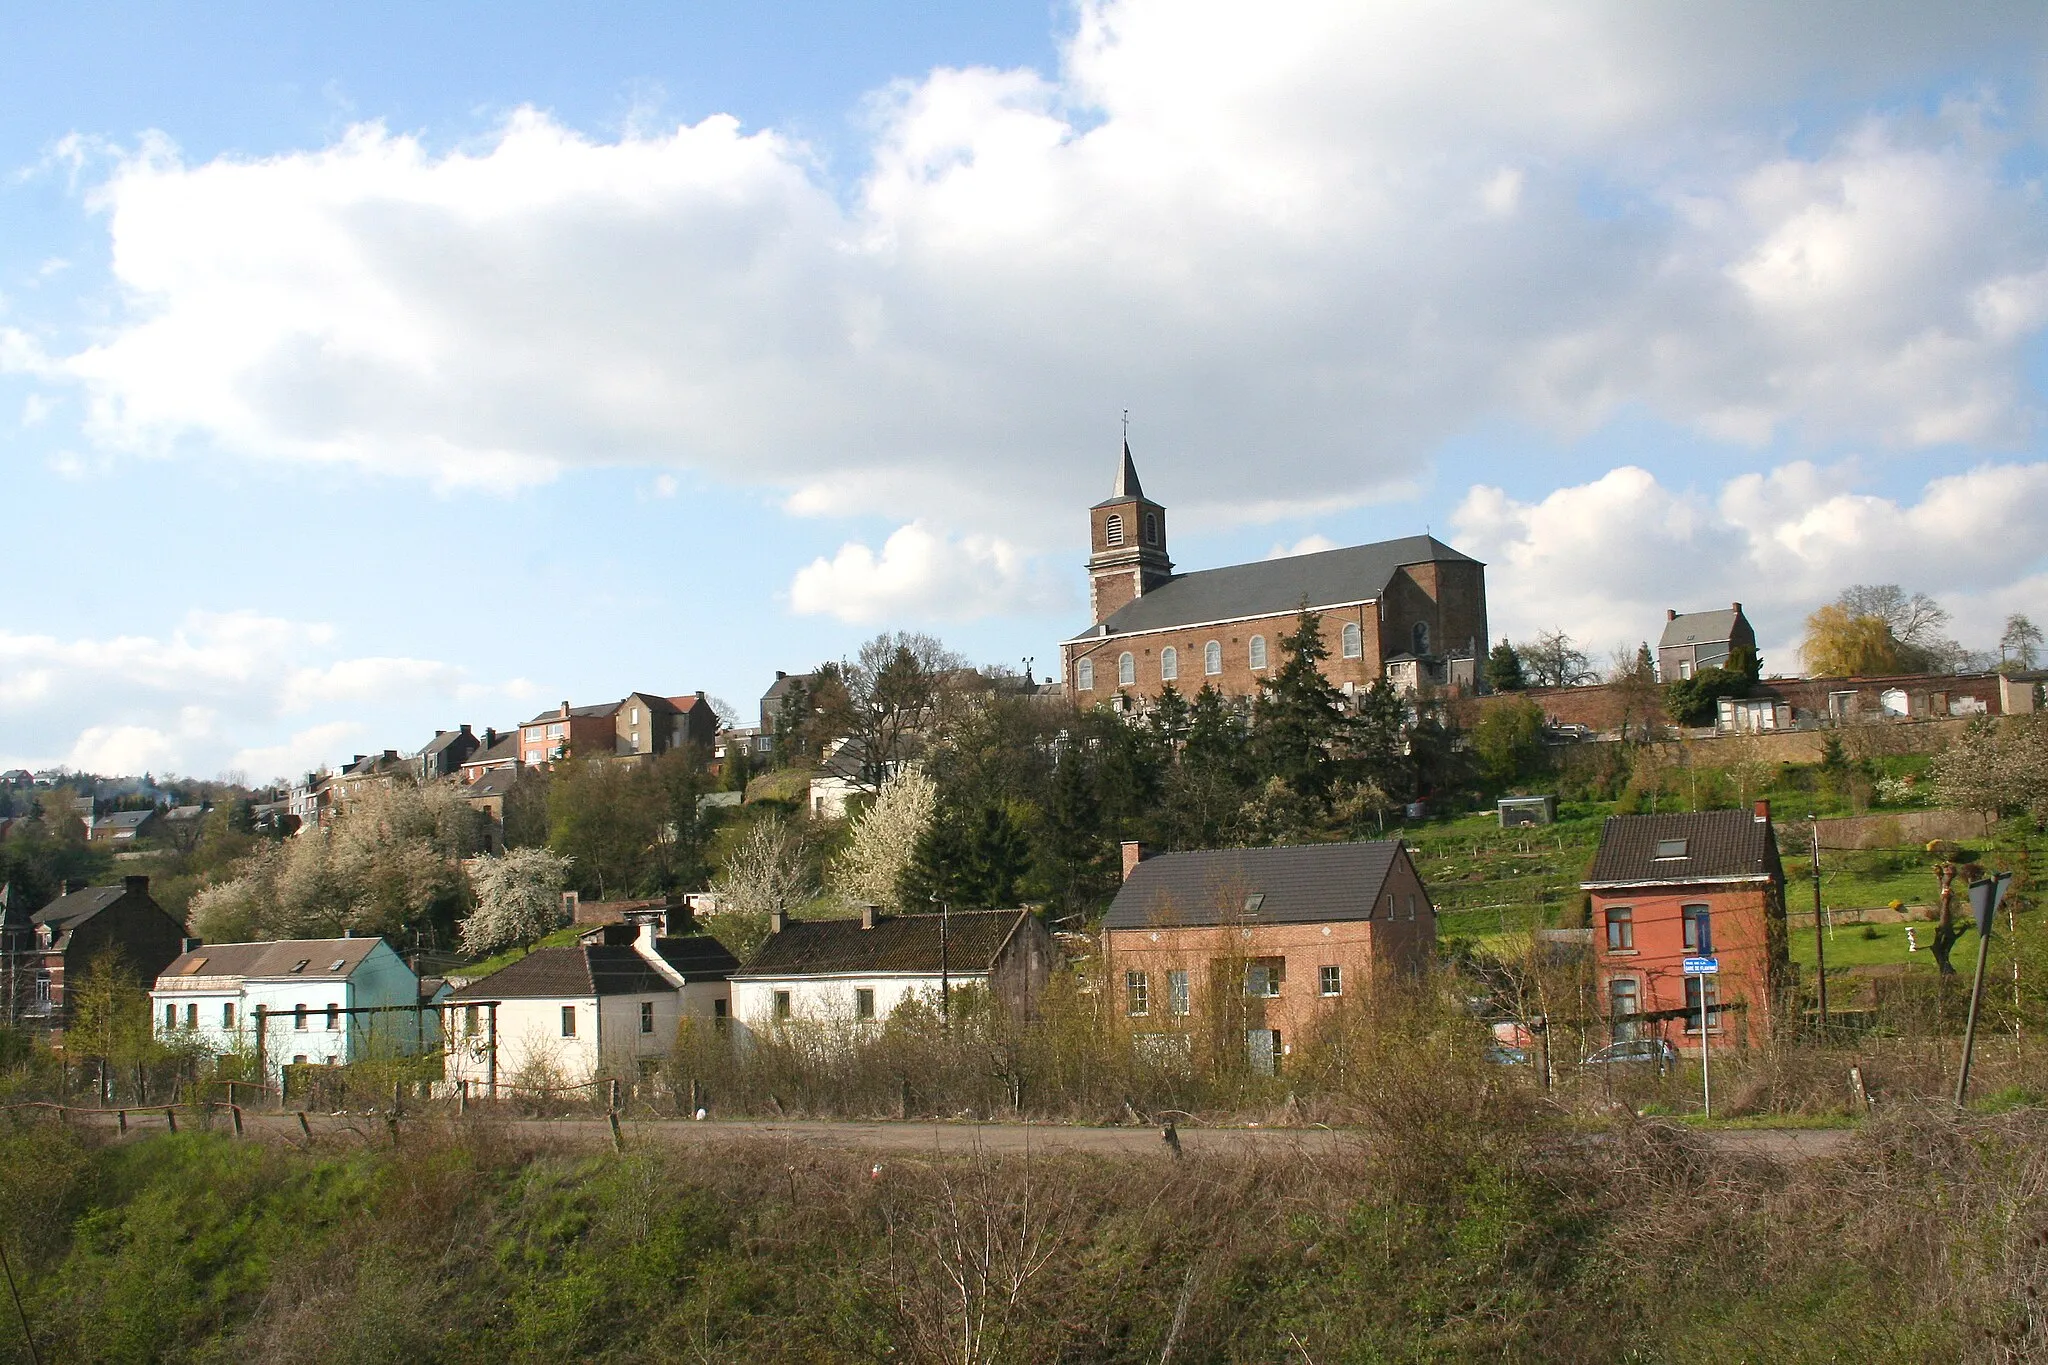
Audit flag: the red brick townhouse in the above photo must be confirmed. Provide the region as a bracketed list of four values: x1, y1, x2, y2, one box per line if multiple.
[1103, 840, 1436, 1074]
[1061, 442, 1488, 708]
[1583, 804, 1789, 1053]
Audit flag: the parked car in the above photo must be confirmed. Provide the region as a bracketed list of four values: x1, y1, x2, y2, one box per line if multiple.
[1581, 1039, 1678, 1073]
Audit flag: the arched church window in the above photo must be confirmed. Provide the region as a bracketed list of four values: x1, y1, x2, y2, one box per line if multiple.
[1076, 657, 1094, 690]
[1144, 513, 1158, 545]
[1248, 635, 1268, 670]
[1160, 647, 1178, 682]
[1412, 621, 1430, 656]
[1104, 514, 1125, 547]
[1118, 652, 1136, 687]
[1342, 622, 1363, 659]
[1204, 641, 1222, 675]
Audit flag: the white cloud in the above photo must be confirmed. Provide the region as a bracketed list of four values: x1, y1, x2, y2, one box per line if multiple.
[788, 521, 1070, 624]
[7, 2, 2044, 535]
[228, 721, 365, 785]
[1267, 533, 1338, 559]
[1453, 460, 2048, 666]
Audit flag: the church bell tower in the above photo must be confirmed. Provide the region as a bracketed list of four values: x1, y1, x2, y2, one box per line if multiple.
[1089, 440, 1173, 624]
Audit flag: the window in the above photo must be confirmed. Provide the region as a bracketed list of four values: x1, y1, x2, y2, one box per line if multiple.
[1320, 965, 1343, 997]
[1160, 646, 1178, 682]
[1126, 970, 1150, 1016]
[1654, 838, 1688, 860]
[1104, 513, 1124, 546]
[1076, 657, 1094, 690]
[1684, 976, 1721, 1032]
[773, 990, 792, 1021]
[1406, 894, 1417, 921]
[464, 1005, 479, 1036]
[1683, 905, 1711, 953]
[294, 1004, 308, 1031]
[223, 1002, 235, 1029]
[290, 959, 311, 974]
[1144, 512, 1158, 545]
[526, 748, 545, 765]
[34, 975, 50, 1008]
[1243, 892, 1265, 913]
[1412, 621, 1429, 655]
[165, 1002, 177, 1029]
[856, 988, 876, 1021]
[640, 1000, 655, 1034]
[1678, 658, 1695, 680]
[1167, 969, 1190, 1016]
[548, 723, 565, 739]
[1249, 635, 1268, 669]
[1606, 906, 1634, 950]
[1118, 652, 1136, 687]
[1341, 622, 1363, 658]
[630, 707, 640, 724]
[560, 1006, 577, 1037]
[180, 1002, 194, 1029]
[1204, 641, 1222, 675]
[1609, 978, 1640, 1039]
[1245, 959, 1284, 998]
[327, 1003, 339, 1032]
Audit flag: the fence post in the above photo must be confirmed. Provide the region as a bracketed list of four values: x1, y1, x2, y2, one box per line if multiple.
[608, 1078, 620, 1114]
[164, 1107, 176, 1134]
[117, 1109, 127, 1135]
[231, 1104, 244, 1138]
[459, 1079, 468, 1115]
[296, 1111, 310, 1138]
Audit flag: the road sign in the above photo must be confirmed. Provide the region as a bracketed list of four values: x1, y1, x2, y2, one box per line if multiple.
[1683, 956, 1719, 975]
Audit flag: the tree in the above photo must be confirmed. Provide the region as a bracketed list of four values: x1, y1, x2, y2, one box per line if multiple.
[547, 760, 658, 898]
[1472, 698, 1548, 788]
[1484, 639, 1526, 692]
[64, 948, 159, 1088]
[648, 745, 719, 892]
[1519, 630, 1595, 688]
[1805, 585, 1962, 675]
[1662, 646, 1760, 726]
[713, 814, 817, 919]
[2001, 614, 2043, 673]
[1039, 746, 1114, 912]
[1802, 602, 1907, 676]
[502, 765, 553, 849]
[899, 809, 972, 909]
[772, 676, 815, 768]
[833, 770, 938, 910]
[962, 803, 1032, 908]
[1251, 607, 1350, 800]
[810, 632, 966, 792]
[459, 848, 571, 957]
[1932, 715, 2048, 825]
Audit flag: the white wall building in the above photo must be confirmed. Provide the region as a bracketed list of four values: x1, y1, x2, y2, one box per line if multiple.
[151, 936, 431, 1088]
[730, 906, 1052, 1044]
[443, 922, 738, 1093]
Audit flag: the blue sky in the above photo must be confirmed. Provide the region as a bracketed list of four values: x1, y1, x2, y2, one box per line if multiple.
[4, 2, 2047, 781]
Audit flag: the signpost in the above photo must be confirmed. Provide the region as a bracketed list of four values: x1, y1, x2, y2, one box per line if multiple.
[1954, 873, 2011, 1110]
[1686, 907, 1718, 1118]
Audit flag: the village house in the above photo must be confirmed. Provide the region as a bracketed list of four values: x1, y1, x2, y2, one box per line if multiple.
[459, 728, 520, 782]
[1656, 604, 1757, 682]
[151, 936, 436, 1089]
[414, 724, 482, 782]
[85, 808, 158, 843]
[1102, 840, 1437, 1074]
[1062, 442, 1488, 709]
[1583, 804, 1789, 1053]
[23, 877, 186, 1042]
[730, 906, 1051, 1039]
[443, 917, 739, 1092]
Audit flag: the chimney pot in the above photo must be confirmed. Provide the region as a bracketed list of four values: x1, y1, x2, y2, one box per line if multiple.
[776, 670, 788, 681]
[1666, 609, 1677, 621]
[123, 875, 149, 895]
[1754, 799, 1771, 822]
[1732, 602, 1742, 614]
[342, 928, 353, 938]
[1121, 840, 1150, 882]
[769, 909, 786, 935]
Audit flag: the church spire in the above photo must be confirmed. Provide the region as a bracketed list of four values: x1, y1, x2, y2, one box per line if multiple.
[1113, 439, 1144, 500]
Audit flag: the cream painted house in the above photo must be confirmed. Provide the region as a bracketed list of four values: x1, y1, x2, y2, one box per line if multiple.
[444, 920, 737, 1092]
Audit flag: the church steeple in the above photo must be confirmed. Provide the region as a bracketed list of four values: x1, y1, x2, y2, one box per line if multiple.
[1088, 437, 1172, 625]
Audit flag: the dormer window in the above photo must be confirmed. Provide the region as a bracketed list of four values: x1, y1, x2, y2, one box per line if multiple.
[1654, 839, 1688, 860]
[1104, 513, 1125, 547]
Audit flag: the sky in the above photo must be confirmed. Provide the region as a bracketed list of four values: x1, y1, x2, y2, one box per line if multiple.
[4, 1, 2048, 784]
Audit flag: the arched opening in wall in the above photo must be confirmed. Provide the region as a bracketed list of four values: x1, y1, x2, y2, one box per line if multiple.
[1249, 635, 1267, 669]
[1144, 512, 1158, 545]
[1118, 652, 1136, 686]
[1160, 646, 1178, 682]
[1204, 641, 1222, 675]
[1076, 657, 1094, 690]
[1412, 621, 1430, 656]
[1104, 514, 1124, 547]
[1342, 622, 1363, 659]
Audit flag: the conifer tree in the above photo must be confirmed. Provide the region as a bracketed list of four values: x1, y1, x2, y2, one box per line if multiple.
[1252, 607, 1350, 800]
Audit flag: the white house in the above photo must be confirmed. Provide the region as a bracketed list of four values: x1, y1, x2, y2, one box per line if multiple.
[729, 906, 1052, 1043]
[151, 936, 432, 1088]
[443, 920, 738, 1092]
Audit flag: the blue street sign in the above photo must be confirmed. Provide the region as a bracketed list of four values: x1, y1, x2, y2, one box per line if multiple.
[1683, 956, 1719, 975]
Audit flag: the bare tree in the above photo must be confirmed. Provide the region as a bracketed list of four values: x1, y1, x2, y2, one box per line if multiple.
[813, 632, 967, 792]
[1518, 629, 1596, 688]
[2000, 614, 2043, 672]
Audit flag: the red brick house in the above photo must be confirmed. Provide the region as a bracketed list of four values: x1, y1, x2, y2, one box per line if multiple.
[23, 876, 187, 1043]
[1103, 840, 1436, 1074]
[1062, 442, 1487, 709]
[1583, 804, 1788, 1053]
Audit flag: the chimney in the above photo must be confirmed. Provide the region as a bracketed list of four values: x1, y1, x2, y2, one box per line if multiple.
[342, 927, 354, 938]
[353, 755, 367, 766]
[1754, 799, 1771, 823]
[1121, 840, 1150, 882]
[860, 904, 877, 930]
[63, 878, 87, 895]
[775, 670, 787, 681]
[434, 730, 446, 738]
[559, 701, 571, 718]
[459, 723, 472, 736]
[180, 936, 200, 954]
[123, 875, 149, 895]
[1666, 609, 1677, 621]
[695, 689, 706, 700]
[383, 749, 398, 762]
[638, 919, 660, 955]
[1731, 602, 1742, 614]
[769, 909, 786, 935]
[485, 727, 498, 747]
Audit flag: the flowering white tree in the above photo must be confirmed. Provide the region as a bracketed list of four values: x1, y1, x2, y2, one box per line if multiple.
[833, 769, 937, 910]
[713, 815, 816, 919]
[459, 847, 571, 958]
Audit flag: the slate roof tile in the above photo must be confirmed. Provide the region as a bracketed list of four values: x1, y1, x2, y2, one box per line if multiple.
[1104, 841, 1412, 930]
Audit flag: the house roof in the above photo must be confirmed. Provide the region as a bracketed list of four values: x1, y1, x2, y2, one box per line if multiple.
[521, 701, 621, 726]
[465, 768, 520, 799]
[651, 935, 742, 982]
[1659, 608, 1746, 651]
[1077, 535, 1478, 640]
[464, 734, 520, 767]
[34, 885, 131, 929]
[419, 728, 474, 757]
[1582, 811, 1782, 890]
[445, 940, 714, 1000]
[762, 672, 813, 703]
[733, 909, 1029, 979]
[94, 810, 156, 832]
[157, 937, 388, 983]
[1104, 841, 1413, 930]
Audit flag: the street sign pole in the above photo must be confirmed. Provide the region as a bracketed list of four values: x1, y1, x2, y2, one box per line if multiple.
[1697, 968, 1711, 1119]
[1954, 873, 2012, 1110]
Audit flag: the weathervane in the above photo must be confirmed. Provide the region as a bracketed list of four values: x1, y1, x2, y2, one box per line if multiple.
[1122, 408, 1130, 441]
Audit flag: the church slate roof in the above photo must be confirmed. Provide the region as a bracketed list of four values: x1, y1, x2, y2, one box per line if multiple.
[1076, 534, 1477, 639]
[1104, 841, 1414, 930]
[1093, 439, 1148, 506]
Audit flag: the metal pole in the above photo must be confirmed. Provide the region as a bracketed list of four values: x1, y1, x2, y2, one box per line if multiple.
[0, 1236, 40, 1365]
[486, 1003, 499, 1099]
[1809, 817, 1828, 1035]
[1697, 971, 1711, 1119]
[1955, 919, 1995, 1110]
[939, 899, 951, 1029]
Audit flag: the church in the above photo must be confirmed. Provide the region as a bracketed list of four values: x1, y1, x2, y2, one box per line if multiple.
[1061, 443, 1489, 708]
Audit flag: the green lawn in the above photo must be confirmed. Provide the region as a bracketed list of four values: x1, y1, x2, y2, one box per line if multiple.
[1785, 919, 1943, 973]
[456, 925, 584, 979]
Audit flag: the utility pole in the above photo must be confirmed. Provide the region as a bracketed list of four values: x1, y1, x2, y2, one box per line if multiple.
[1809, 817, 1828, 1035]
[939, 898, 952, 1031]
[1955, 874, 2011, 1110]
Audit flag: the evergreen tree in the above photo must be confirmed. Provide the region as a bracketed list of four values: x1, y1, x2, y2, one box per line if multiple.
[1150, 684, 1191, 747]
[1485, 638, 1526, 692]
[964, 803, 1032, 907]
[1039, 748, 1112, 913]
[1251, 607, 1350, 800]
[899, 808, 971, 908]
